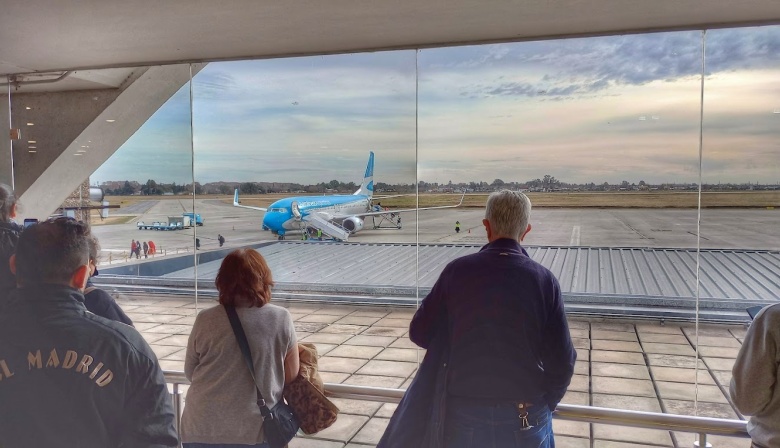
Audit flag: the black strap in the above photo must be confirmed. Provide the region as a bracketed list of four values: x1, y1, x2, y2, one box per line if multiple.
[224, 305, 274, 420]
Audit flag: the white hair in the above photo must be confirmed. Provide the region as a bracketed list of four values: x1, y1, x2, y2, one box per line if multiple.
[485, 190, 532, 240]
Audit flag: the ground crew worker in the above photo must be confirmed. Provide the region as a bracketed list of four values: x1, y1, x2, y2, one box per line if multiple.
[218, 234, 225, 247]
[317, 229, 323, 241]
[455, 221, 461, 233]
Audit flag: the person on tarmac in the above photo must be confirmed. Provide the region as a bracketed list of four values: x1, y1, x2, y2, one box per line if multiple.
[455, 221, 461, 233]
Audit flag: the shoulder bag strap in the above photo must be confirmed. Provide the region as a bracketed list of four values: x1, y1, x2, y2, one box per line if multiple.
[224, 305, 274, 420]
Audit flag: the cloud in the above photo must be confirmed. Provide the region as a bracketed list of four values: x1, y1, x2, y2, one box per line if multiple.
[94, 26, 780, 186]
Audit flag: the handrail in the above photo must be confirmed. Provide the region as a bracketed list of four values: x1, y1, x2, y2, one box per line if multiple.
[163, 370, 749, 440]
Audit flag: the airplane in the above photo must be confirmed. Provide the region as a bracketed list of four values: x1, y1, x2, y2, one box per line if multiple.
[233, 151, 464, 240]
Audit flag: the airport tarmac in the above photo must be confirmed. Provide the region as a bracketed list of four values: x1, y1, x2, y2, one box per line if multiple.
[92, 198, 780, 260]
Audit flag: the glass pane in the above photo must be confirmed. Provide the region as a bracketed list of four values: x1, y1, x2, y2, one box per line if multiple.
[675, 24, 780, 446]
[418, 32, 705, 446]
[0, 79, 11, 187]
[60, 64, 195, 371]
[190, 52, 419, 394]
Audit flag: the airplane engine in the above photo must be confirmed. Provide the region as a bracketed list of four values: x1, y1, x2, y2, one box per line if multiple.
[342, 216, 364, 233]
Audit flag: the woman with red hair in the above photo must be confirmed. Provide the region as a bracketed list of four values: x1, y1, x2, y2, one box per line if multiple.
[182, 249, 299, 448]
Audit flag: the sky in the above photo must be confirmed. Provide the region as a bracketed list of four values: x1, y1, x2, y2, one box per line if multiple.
[92, 26, 780, 186]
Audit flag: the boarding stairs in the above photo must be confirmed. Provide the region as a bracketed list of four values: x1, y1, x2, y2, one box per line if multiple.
[303, 213, 351, 241]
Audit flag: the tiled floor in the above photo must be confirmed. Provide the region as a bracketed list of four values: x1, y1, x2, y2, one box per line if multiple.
[118, 294, 753, 448]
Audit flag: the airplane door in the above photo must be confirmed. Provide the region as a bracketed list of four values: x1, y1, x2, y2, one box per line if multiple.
[291, 201, 302, 219]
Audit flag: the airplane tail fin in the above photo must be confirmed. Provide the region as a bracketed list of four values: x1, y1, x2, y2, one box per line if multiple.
[233, 189, 240, 206]
[354, 151, 374, 197]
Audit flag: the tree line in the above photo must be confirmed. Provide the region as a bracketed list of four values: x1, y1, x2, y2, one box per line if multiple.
[101, 176, 779, 196]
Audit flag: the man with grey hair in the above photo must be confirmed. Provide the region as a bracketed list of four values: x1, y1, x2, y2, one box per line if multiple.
[409, 189, 575, 447]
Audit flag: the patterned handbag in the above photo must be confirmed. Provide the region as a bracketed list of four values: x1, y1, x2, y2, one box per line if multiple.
[283, 343, 339, 434]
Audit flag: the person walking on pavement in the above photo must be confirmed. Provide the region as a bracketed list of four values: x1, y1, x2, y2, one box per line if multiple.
[130, 240, 137, 259]
[455, 220, 461, 233]
[317, 229, 323, 241]
[148, 240, 156, 256]
[195, 238, 201, 250]
[218, 234, 225, 247]
[142, 241, 149, 258]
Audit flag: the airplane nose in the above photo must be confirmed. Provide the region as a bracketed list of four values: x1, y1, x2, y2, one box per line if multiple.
[263, 212, 286, 234]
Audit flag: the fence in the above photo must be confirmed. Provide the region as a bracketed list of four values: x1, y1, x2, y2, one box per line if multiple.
[163, 370, 749, 448]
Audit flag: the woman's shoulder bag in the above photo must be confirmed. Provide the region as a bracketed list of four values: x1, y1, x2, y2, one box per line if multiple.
[224, 305, 300, 448]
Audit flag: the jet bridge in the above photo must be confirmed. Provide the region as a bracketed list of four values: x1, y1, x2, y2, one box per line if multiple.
[302, 213, 351, 241]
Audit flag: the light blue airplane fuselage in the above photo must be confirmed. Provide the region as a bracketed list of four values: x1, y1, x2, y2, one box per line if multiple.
[262, 194, 371, 235]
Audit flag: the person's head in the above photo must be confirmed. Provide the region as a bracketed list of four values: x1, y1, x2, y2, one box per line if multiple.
[0, 183, 18, 223]
[483, 190, 532, 242]
[11, 218, 91, 289]
[215, 248, 274, 307]
[87, 234, 100, 277]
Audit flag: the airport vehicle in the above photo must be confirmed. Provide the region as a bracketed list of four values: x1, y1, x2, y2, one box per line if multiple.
[182, 213, 204, 226]
[233, 151, 464, 241]
[137, 218, 185, 231]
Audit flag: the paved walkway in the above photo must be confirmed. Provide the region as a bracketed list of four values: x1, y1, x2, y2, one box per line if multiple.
[116, 294, 752, 448]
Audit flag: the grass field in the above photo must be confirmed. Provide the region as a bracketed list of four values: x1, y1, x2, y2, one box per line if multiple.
[90, 215, 136, 226]
[101, 191, 780, 212]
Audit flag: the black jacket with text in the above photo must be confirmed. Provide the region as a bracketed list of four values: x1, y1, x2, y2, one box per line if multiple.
[0, 284, 179, 448]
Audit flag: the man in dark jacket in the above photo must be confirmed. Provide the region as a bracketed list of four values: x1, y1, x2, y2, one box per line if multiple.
[0, 218, 178, 447]
[85, 234, 134, 326]
[409, 190, 576, 448]
[0, 183, 21, 301]
[0, 220, 21, 300]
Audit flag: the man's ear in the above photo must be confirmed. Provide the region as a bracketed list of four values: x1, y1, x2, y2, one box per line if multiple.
[519, 223, 532, 241]
[70, 265, 91, 290]
[482, 218, 492, 239]
[8, 254, 16, 275]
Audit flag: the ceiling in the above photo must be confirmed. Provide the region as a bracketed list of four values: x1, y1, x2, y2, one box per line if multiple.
[2, 0, 780, 76]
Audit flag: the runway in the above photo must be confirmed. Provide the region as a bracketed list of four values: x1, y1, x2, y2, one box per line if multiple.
[92, 198, 780, 258]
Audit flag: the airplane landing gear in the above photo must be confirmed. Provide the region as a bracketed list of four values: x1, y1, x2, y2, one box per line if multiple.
[278, 235, 285, 241]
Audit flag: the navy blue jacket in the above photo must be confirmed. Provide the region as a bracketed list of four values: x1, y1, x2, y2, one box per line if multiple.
[85, 280, 134, 326]
[410, 238, 576, 410]
[0, 221, 21, 301]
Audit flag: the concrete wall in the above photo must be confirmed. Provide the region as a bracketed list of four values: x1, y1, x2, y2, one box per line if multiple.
[13, 64, 204, 220]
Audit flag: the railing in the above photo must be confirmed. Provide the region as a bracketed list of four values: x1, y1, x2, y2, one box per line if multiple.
[164, 370, 749, 447]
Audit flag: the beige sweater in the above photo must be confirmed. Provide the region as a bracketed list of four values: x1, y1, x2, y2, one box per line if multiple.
[181, 303, 296, 445]
[730, 303, 780, 448]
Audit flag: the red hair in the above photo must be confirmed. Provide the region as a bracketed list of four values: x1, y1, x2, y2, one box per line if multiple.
[215, 249, 274, 307]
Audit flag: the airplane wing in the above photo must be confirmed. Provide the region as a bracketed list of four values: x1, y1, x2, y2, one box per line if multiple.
[351, 191, 467, 218]
[232, 189, 267, 212]
[372, 194, 410, 200]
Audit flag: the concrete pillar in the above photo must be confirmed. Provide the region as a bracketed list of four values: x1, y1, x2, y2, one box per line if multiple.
[13, 64, 204, 220]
